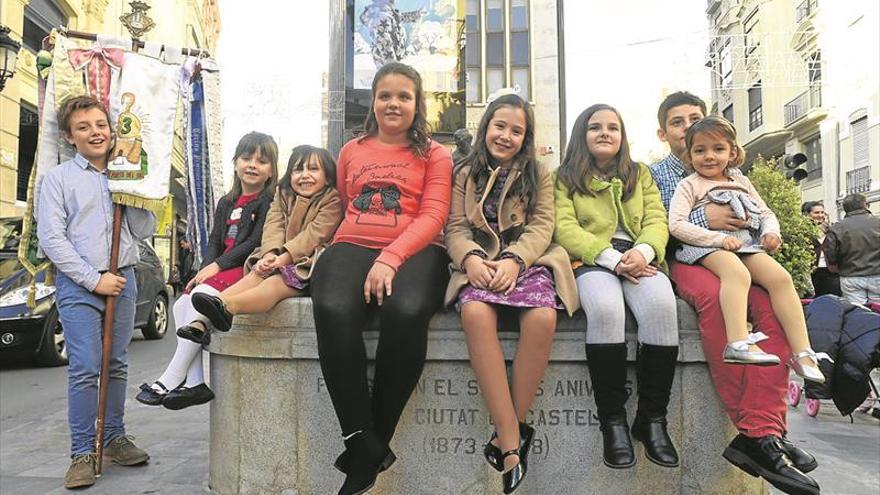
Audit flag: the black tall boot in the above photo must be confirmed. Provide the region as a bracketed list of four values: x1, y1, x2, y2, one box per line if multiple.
[632, 344, 680, 468]
[337, 429, 391, 495]
[585, 343, 635, 469]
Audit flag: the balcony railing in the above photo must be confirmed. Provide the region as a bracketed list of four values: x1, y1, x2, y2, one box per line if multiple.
[846, 166, 871, 195]
[796, 0, 817, 24]
[784, 86, 822, 126]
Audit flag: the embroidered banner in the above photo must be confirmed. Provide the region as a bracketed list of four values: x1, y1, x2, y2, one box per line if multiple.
[106, 51, 181, 211]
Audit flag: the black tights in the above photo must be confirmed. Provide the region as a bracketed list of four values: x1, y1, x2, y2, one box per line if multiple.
[311, 242, 449, 442]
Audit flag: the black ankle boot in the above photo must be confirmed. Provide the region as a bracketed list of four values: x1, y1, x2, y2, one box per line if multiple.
[632, 344, 679, 468]
[586, 343, 635, 469]
[337, 429, 390, 495]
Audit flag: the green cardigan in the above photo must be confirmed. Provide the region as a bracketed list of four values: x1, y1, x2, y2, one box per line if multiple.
[553, 163, 669, 266]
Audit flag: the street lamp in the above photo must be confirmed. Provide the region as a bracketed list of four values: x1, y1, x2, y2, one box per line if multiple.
[0, 25, 22, 92]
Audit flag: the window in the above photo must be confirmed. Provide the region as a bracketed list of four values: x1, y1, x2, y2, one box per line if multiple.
[466, 0, 482, 103]
[723, 104, 734, 124]
[23, 0, 67, 53]
[743, 8, 759, 62]
[748, 82, 763, 131]
[486, 0, 506, 96]
[465, 0, 531, 103]
[852, 117, 868, 170]
[17, 104, 39, 201]
[803, 135, 822, 180]
[719, 37, 733, 88]
[807, 51, 821, 107]
[510, 0, 530, 99]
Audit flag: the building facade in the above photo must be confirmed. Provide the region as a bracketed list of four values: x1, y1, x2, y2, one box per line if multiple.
[705, 0, 880, 219]
[464, 0, 565, 168]
[328, 0, 565, 168]
[0, 0, 220, 218]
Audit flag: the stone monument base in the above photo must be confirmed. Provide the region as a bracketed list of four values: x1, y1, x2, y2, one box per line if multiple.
[207, 298, 767, 494]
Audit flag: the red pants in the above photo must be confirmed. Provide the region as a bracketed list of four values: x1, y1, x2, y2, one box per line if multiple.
[670, 262, 790, 438]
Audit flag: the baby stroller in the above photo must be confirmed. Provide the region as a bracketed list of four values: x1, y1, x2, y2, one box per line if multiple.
[788, 296, 880, 418]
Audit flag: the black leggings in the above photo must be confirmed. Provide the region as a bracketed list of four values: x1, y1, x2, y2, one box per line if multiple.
[311, 242, 449, 441]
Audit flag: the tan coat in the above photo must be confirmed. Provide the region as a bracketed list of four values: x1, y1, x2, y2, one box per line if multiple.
[444, 163, 579, 315]
[245, 187, 343, 281]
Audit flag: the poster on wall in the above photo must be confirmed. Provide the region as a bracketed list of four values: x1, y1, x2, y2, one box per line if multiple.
[354, 0, 461, 92]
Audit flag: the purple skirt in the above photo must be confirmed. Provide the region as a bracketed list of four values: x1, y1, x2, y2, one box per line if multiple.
[278, 264, 309, 290]
[457, 265, 562, 311]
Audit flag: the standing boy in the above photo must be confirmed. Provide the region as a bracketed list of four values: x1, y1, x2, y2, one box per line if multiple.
[38, 96, 156, 488]
[650, 92, 820, 495]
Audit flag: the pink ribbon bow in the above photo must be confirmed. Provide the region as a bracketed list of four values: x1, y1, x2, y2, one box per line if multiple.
[68, 46, 125, 109]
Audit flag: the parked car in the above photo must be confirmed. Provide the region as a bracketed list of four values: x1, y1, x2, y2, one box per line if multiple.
[0, 217, 170, 366]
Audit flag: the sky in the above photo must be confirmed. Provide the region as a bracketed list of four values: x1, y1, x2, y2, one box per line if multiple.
[563, 0, 711, 163]
[217, 0, 711, 184]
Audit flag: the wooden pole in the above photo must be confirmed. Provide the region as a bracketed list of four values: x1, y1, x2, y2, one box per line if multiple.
[95, 204, 124, 474]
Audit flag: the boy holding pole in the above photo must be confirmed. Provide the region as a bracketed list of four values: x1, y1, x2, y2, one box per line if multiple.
[38, 95, 155, 489]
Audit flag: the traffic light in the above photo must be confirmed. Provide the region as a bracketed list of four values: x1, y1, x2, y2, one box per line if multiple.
[782, 153, 808, 182]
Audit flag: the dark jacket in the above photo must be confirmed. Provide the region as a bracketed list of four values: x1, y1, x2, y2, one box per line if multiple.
[823, 209, 880, 277]
[805, 295, 880, 415]
[203, 191, 273, 270]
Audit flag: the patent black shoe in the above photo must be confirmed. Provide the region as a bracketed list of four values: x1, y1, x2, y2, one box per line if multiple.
[333, 448, 396, 474]
[191, 292, 233, 332]
[723, 434, 820, 495]
[135, 381, 171, 406]
[631, 415, 679, 467]
[484, 432, 503, 471]
[176, 324, 210, 345]
[501, 449, 526, 494]
[162, 383, 215, 410]
[780, 436, 818, 474]
[600, 416, 636, 469]
[485, 423, 534, 472]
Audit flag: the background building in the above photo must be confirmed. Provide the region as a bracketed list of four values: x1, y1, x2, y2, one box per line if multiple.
[705, 0, 879, 219]
[328, 0, 565, 167]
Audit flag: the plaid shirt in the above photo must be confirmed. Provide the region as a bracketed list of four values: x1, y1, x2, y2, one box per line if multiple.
[650, 154, 709, 228]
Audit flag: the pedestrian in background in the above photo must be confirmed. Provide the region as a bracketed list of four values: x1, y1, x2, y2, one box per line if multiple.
[823, 193, 880, 304]
[801, 201, 840, 297]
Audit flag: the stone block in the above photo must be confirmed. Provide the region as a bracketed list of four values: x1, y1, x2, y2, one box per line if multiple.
[208, 298, 766, 494]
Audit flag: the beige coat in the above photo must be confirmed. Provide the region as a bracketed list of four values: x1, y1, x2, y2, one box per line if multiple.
[245, 187, 343, 281]
[444, 163, 579, 315]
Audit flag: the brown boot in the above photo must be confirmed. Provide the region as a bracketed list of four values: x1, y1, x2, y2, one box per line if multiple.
[104, 436, 149, 466]
[64, 453, 97, 489]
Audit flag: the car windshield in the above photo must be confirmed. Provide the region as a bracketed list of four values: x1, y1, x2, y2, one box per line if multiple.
[0, 218, 23, 255]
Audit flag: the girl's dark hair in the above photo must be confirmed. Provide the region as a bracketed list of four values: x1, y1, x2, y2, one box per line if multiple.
[359, 62, 432, 158]
[683, 115, 745, 169]
[279, 145, 337, 198]
[456, 94, 540, 214]
[225, 132, 279, 201]
[557, 104, 639, 201]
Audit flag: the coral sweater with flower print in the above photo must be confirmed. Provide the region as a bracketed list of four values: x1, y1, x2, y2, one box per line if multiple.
[333, 137, 452, 271]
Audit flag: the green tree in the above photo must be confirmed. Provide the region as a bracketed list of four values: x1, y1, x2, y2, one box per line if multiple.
[747, 156, 818, 296]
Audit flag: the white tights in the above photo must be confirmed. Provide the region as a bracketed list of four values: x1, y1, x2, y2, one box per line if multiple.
[156, 284, 219, 388]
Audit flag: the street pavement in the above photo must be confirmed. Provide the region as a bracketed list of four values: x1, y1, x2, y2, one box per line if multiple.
[1, 303, 878, 494]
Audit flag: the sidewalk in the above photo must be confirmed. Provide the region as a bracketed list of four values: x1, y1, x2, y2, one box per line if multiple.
[2, 356, 878, 494]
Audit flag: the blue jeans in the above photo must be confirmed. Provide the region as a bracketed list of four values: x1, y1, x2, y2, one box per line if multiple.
[56, 267, 137, 455]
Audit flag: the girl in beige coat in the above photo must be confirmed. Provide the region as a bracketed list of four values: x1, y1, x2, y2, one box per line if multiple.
[445, 94, 577, 494]
[189, 145, 343, 333]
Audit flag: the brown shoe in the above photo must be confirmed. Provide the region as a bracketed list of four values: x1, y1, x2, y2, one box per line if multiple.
[64, 453, 97, 489]
[103, 435, 149, 466]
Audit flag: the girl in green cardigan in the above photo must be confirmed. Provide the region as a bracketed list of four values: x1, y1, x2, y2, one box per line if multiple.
[554, 104, 680, 470]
